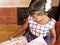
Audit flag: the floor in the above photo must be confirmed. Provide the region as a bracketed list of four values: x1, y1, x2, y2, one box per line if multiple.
[0, 25, 23, 42]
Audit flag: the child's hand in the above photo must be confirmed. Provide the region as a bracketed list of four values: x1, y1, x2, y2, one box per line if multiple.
[9, 37, 13, 41]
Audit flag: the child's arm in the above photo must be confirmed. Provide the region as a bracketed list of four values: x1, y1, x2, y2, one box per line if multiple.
[48, 25, 56, 45]
[9, 19, 29, 39]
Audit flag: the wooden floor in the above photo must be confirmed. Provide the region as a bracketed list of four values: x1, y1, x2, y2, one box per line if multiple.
[0, 25, 23, 42]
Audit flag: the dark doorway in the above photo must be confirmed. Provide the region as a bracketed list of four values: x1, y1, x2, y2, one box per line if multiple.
[17, 8, 28, 25]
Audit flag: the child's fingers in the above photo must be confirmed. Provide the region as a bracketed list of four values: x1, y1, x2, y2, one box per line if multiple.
[9, 37, 13, 41]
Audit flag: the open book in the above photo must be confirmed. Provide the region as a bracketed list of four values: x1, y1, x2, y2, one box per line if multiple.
[0, 36, 28, 45]
[0, 36, 47, 45]
[27, 36, 47, 45]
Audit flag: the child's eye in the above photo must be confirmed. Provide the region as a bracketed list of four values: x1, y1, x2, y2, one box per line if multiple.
[32, 15, 35, 18]
[37, 13, 40, 15]
[33, 16, 35, 18]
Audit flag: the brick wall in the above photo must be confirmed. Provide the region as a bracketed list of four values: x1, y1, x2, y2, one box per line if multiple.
[0, 8, 17, 25]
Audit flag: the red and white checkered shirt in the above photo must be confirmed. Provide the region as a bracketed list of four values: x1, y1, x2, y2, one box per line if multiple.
[28, 16, 56, 37]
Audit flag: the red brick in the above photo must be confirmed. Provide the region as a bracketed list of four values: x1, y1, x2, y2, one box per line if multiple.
[0, 8, 17, 24]
[6, 16, 17, 24]
[0, 8, 17, 16]
[0, 16, 6, 24]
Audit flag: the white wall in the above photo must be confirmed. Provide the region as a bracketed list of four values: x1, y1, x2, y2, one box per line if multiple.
[0, 0, 31, 7]
[52, 0, 59, 7]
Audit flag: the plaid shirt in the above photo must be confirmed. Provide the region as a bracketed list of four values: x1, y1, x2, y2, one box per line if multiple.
[28, 16, 56, 37]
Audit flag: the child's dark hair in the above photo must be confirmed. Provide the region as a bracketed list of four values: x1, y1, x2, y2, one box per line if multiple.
[28, 0, 52, 16]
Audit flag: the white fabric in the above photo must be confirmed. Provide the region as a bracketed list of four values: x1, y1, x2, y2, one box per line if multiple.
[28, 16, 56, 37]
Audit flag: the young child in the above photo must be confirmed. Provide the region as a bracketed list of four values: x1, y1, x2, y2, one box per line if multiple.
[10, 0, 56, 45]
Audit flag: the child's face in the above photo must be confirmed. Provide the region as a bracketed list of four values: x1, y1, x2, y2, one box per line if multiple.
[31, 12, 46, 22]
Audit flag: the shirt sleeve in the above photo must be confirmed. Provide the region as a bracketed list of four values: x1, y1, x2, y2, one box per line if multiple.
[49, 18, 56, 29]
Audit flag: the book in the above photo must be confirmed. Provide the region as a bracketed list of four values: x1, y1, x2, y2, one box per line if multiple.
[27, 36, 47, 45]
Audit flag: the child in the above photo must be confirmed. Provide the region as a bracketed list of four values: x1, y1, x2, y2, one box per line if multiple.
[10, 0, 56, 45]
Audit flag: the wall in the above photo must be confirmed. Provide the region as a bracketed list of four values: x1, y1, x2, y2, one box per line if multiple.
[0, 8, 17, 25]
[0, 0, 31, 7]
[52, 0, 59, 7]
